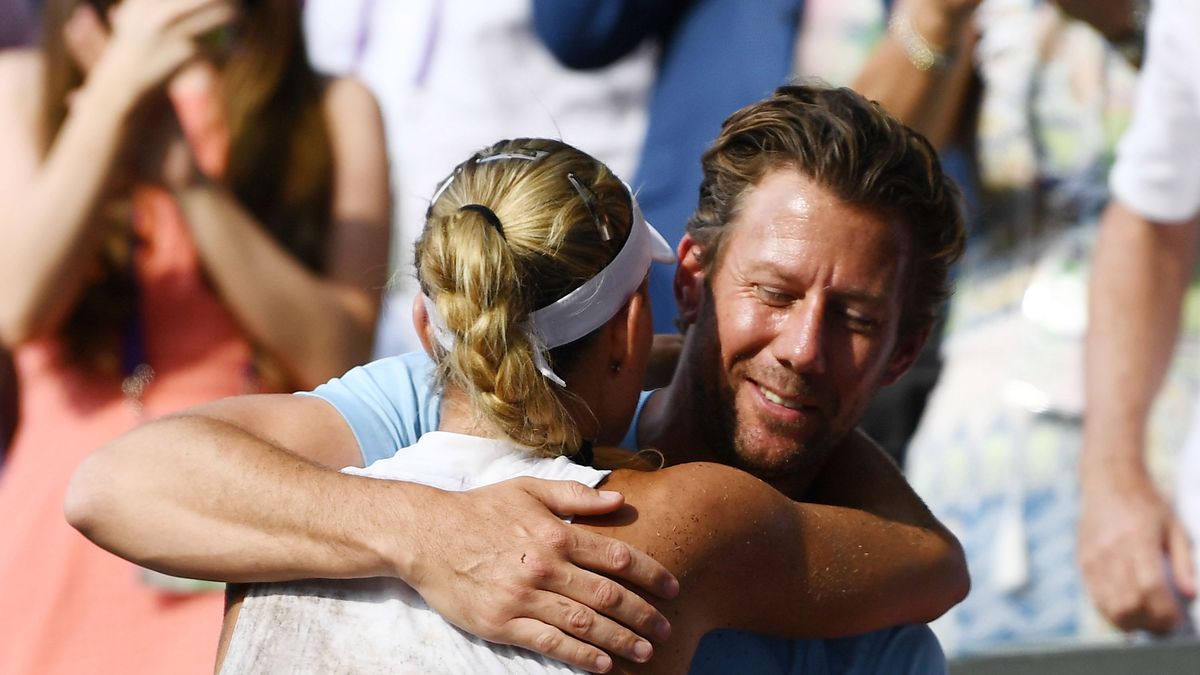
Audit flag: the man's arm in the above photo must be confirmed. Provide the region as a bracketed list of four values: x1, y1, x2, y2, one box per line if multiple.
[591, 463, 960, 654]
[65, 394, 678, 672]
[853, 0, 980, 149]
[800, 428, 970, 625]
[1079, 200, 1199, 633]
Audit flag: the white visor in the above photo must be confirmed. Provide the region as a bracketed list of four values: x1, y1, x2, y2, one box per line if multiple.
[423, 190, 674, 386]
[526, 196, 673, 351]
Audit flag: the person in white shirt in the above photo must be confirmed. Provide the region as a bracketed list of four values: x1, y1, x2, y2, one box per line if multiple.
[1081, 0, 1200, 636]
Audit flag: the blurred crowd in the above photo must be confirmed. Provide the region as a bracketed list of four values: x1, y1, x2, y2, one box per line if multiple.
[0, 0, 1196, 672]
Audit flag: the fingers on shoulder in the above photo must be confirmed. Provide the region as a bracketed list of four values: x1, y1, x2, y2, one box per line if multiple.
[504, 618, 612, 673]
[519, 476, 619, 515]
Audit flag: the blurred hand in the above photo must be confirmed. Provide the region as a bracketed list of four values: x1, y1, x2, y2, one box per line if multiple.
[77, 0, 236, 103]
[1079, 468, 1196, 633]
[902, 0, 983, 50]
[62, 3, 109, 76]
[407, 478, 678, 673]
[62, 3, 203, 191]
[906, 0, 983, 23]
[933, 0, 984, 16]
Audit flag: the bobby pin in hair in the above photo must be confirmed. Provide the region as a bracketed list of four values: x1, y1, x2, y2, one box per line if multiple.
[425, 149, 550, 219]
[426, 167, 462, 219]
[566, 173, 613, 241]
[475, 149, 550, 164]
[459, 204, 506, 239]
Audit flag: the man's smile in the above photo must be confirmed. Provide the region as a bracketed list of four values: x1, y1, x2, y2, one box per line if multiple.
[742, 375, 826, 425]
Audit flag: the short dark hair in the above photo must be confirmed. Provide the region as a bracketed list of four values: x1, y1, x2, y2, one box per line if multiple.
[686, 84, 966, 337]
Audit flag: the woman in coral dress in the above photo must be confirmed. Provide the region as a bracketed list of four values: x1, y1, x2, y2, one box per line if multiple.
[0, 1, 390, 672]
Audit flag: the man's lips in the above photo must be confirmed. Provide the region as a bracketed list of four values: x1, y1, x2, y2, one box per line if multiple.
[748, 379, 822, 414]
[758, 385, 804, 410]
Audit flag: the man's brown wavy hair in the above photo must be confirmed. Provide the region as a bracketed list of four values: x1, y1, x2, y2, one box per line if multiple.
[686, 83, 966, 339]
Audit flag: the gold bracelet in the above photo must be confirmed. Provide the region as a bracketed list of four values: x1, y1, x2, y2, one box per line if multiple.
[888, 11, 950, 72]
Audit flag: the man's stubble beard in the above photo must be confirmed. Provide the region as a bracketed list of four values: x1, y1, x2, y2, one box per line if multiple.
[710, 363, 836, 483]
[687, 309, 836, 483]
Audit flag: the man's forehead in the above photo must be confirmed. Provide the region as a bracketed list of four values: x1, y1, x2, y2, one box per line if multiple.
[725, 170, 910, 271]
[729, 169, 907, 248]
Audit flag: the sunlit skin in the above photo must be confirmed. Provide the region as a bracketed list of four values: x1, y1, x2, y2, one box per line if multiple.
[671, 167, 924, 489]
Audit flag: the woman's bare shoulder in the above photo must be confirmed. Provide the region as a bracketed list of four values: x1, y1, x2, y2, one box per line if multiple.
[321, 75, 382, 125]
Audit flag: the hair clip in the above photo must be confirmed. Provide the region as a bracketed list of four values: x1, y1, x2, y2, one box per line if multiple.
[476, 150, 550, 164]
[567, 173, 612, 241]
[426, 150, 550, 218]
[459, 204, 506, 239]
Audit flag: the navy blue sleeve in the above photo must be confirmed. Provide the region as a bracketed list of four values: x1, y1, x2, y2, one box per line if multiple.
[531, 0, 688, 69]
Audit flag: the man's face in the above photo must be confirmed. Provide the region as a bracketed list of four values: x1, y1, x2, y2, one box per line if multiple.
[679, 168, 920, 480]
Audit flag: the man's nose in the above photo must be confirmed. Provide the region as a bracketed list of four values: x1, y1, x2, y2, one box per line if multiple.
[771, 298, 826, 374]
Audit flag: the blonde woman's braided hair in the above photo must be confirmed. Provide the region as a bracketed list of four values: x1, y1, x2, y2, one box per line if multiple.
[415, 139, 635, 458]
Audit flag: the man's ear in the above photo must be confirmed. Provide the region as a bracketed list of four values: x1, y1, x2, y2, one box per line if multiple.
[411, 294, 437, 358]
[674, 234, 706, 325]
[880, 324, 930, 386]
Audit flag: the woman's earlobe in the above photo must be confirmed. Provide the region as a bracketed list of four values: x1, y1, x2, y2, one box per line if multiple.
[411, 294, 436, 357]
[608, 295, 636, 368]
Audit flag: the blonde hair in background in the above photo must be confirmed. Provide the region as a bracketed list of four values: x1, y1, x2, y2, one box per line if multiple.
[415, 138, 635, 458]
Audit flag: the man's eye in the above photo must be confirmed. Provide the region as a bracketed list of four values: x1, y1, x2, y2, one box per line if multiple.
[840, 309, 879, 333]
[753, 285, 792, 306]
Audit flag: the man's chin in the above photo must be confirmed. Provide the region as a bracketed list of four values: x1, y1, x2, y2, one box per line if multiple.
[724, 433, 828, 482]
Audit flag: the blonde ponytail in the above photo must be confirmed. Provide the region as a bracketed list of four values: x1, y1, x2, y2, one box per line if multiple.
[415, 139, 634, 457]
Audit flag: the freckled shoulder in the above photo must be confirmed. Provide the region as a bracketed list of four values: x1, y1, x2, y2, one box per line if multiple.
[594, 462, 790, 569]
[576, 462, 808, 671]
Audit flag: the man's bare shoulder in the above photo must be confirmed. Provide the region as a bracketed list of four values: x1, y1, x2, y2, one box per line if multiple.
[583, 462, 791, 571]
